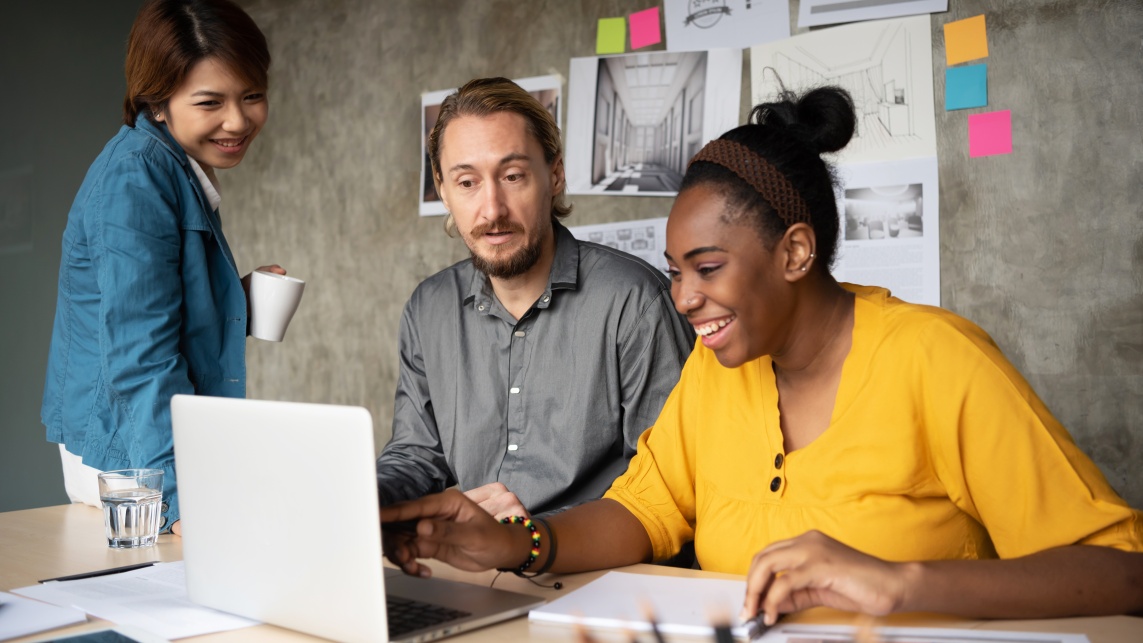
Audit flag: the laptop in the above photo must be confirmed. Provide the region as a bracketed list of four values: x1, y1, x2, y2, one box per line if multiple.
[171, 394, 545, 643]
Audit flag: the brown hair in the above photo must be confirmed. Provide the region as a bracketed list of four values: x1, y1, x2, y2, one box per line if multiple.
[428, 77, 571, 235]
[123, 0, 271, 126]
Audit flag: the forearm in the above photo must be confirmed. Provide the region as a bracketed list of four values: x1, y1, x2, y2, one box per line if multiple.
[537, 499, 653, 574]
[903, 545, 1143, 618]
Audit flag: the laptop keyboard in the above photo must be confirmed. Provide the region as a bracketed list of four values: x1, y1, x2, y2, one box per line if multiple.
[387, 595, 472, 637]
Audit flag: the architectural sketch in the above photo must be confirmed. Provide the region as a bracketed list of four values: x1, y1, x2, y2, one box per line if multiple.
[663, 0, 789, 52]
[844, 183, 924, 241]
[751, 15, 936, 165]
[566, 49, 741, 196]
[568, 218, 669, 273]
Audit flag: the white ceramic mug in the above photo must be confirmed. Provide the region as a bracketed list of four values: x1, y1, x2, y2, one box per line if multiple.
[247, 270, 305, 342]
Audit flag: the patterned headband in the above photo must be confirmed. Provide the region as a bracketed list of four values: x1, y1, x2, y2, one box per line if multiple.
[687, 139, 812, 228]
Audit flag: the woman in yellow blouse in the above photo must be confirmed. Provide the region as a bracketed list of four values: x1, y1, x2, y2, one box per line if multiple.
[382, 86, 1143, 622]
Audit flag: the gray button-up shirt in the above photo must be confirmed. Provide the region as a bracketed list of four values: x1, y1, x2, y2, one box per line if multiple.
[377, 222, 694, 514]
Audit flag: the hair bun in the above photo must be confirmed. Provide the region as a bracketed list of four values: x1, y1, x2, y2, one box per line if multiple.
[749, 86, 856, 155]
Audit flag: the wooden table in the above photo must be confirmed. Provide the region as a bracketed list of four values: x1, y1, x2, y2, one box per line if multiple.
[3, 505, 1141, 642]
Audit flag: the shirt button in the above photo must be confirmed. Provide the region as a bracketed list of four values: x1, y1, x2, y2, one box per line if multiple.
[507, 444, 519, 451]
[774, 453, 784, 469]
[478, 304, 485, 311]
[769, 476, 782, 492]
[542, 296, 550, 303]
[509, 387, 520, 394]
[514, 330, 525, 337]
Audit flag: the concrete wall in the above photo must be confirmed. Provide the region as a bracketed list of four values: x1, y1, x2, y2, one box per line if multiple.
[1, 0, 1139, 512]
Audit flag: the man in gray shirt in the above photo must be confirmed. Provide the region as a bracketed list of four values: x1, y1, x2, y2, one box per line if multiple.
[377, 77, 693, 517]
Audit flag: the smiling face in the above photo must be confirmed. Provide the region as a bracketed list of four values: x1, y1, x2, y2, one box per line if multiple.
[153, 57, 268, 173]
[666, 183, 795, 368]
[436, 111, 563, 280]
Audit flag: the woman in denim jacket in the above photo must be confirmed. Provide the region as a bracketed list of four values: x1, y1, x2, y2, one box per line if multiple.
[41, 0, 283, 535]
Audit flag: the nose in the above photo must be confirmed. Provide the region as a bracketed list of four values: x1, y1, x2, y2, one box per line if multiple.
[672, 281, 704, 315]
[480, 180, 508, 222]
[222, 102, 251, 133]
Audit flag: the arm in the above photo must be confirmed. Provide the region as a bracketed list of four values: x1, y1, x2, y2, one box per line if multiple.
[376, 301, 456, 505]
[381, 490, 651, 578]
[91, 153, 193, 532]
[743, 532, 1143, 624]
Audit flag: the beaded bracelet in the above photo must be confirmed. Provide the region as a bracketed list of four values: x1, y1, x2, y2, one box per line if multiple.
[496, 516, 540, 574]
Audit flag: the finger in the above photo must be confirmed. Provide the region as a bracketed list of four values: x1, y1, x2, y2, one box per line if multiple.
[258, 264, 286, 275]
[742, 545, 806, 621]
[381, 489, 469, 524]
[462, 482, 507, 504]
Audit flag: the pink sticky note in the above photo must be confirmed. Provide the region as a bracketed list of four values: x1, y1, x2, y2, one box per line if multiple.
[629, 7, 661, 49]
[968, 110, 1012, 158]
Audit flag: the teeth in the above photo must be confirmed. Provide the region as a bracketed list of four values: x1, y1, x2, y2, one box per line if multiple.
[695, 316, 734, 337]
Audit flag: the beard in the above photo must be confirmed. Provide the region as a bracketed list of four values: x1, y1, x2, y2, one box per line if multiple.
[464, 221, 545, 279]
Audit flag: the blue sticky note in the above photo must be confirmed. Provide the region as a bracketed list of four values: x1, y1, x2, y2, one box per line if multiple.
[946, 64, 988, 111]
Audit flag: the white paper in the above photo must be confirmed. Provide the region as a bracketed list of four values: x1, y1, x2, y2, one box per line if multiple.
[12, 561, 258, 640]
[833, 156, 940, 306]
[663, 0, 790, 52]
[799, 0, 948, 29]
[528, 571, 751, 637]
[758, 623, 1089, 643]
[566, 49, 741, 197]
[0, 591, 87, 641]
[419, 74, 562, 216]
[568, 217, 669, 274]
[751, 15, 937, 166]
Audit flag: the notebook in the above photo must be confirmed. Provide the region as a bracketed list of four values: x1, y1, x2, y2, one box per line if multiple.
[171, 394, 545, 643]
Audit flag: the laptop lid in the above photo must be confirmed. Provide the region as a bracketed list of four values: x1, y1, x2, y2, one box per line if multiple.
[172, 395, 544, 643]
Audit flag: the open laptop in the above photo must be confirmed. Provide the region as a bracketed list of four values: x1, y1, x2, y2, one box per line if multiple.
[171, 394, 545, 643]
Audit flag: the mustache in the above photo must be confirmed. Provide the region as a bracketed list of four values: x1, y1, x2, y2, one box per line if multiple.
[470, 221, 525, 237]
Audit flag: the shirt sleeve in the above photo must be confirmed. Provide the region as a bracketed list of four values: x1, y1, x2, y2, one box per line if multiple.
[921, 316, 1143, 556]
[376, 299, 456, 505]
[606, 339, 703, 562]
[616, 289, 695, 458]
[90, 152, 192, 532]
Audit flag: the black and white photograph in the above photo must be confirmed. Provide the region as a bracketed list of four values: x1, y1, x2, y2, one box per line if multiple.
[565, 49, 741, 196]
[844, 183, 924, 241]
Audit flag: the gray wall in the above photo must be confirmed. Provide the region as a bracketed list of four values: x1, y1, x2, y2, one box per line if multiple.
[1, 0, 1139, 513]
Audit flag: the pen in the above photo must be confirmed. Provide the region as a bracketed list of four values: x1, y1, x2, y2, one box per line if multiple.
[39, 561, 159, 583]
[744, 612, 775, 641]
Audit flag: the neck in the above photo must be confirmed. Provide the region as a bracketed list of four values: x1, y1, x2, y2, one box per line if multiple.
[771, 278, 855, 382]
[489, 232, 557, 321]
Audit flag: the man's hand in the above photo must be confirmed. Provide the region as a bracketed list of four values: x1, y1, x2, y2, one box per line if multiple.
[463, 482, 529, 521]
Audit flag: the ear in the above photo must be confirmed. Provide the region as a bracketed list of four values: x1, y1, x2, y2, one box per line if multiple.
[778, 223, 817, 283]
[152, 110, 166, 123]
[550, 155, 565, 194]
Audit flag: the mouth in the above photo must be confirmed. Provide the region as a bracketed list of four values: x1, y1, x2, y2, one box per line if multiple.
[693, 315, 736, 347]
[210, 135, 249, 154]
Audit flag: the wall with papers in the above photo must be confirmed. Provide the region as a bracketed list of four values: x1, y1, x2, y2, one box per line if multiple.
[1, 0, 1140, 512]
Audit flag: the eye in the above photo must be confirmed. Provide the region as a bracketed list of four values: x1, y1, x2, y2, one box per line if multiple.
[195, 100, 221, 107]
[458, 179, 475, 189]
[504, 172, 524, 183]
[666, 267, 681, 281]
[245, 93, 265, 101]
[697, 264, 721, 278]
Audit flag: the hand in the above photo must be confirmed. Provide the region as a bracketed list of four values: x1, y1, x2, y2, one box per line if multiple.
[742, 530, 909, 626]
[241, 264, 287, 293]
[171, 520, 182, 536]
[463, 482, 529, 521]
[380, 489, 525, 578]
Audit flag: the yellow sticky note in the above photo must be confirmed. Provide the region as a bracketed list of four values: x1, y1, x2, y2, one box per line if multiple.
[597, 17, 626, 55]
[945, 15, 988, 65]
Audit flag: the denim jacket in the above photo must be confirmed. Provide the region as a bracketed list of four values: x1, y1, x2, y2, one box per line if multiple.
[41, 116, 248, 531]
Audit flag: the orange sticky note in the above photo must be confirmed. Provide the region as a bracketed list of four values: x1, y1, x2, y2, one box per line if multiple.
[945, 15, 988, 65]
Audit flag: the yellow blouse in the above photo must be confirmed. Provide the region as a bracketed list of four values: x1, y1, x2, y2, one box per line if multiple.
[604, 285, 1142, 574]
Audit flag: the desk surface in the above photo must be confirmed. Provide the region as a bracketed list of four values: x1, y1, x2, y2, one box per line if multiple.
[2, 504, 1141, 642]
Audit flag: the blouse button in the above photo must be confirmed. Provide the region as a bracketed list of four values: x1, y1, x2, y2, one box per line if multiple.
[769, 476, 782, 492]
[774, 453, 784, 469]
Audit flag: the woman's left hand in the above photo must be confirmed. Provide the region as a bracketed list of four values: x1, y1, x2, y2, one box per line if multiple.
[255, 264, 286, 275]
[742, 530, 913, 626]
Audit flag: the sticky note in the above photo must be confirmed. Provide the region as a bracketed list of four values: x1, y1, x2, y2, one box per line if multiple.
[945, 64, 988, 111]
[597, 17, 626, 55]
[629, 7, 661, 49]
[968, 110, 1012, 158]
[945, 15, 988, 65]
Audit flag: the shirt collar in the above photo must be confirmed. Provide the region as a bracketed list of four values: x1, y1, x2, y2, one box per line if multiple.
[465, 220, 580, 313]
[186, 157, 222, 212]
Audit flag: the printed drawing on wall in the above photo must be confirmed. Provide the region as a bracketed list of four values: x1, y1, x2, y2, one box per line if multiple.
[419, 75, 561, 216]
[751, 15, 936, 166]
[565, 49, 741, 197]
[663, 0, 790, 52]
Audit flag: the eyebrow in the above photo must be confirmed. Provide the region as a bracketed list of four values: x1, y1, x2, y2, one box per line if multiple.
[664, 245, 727, 263]
[447, 152, 532, 176]
[189, 87, 262, 98]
